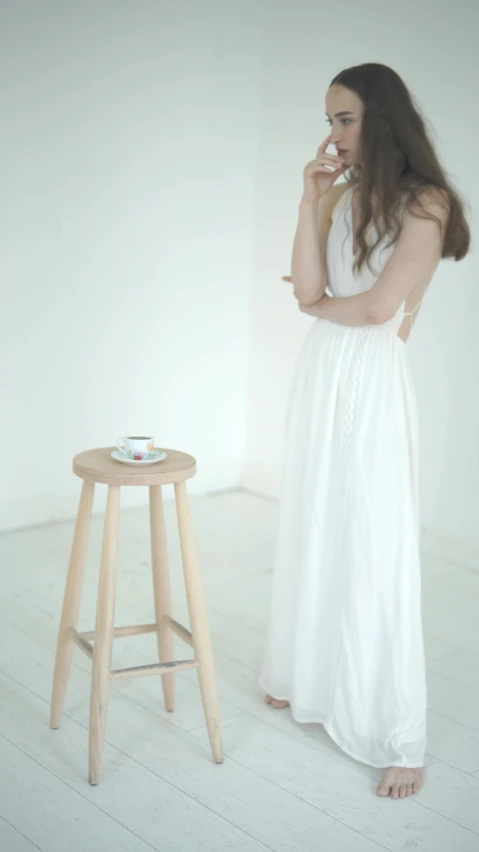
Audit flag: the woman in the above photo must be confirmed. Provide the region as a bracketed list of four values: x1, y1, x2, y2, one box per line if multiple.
[259, 63, 470, 800]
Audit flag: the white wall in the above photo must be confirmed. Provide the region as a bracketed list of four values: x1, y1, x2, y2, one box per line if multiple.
[0, 0, 262, 530]
[2, 0, 478, 570]
[242, 0, 479, 565]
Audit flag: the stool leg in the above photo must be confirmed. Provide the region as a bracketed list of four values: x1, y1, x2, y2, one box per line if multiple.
[89, 485, 120, 785]
[174, 481, 223, 763]
[50, 480, 95, 729]
[149, 485, 175, 711]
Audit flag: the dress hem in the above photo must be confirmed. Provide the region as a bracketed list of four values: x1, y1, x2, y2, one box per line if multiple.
[259, 678, 425, 770]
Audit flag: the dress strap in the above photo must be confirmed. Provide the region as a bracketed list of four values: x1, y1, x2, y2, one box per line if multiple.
[403, 299, 423, 330]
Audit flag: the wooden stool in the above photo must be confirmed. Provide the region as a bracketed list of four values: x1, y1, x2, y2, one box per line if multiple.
[50, 447, 223, 785]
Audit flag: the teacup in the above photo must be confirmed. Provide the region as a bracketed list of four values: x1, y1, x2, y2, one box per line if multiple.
[117, 435, 155, 460]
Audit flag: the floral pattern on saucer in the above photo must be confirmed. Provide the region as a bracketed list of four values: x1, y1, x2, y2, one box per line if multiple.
[111, 449, 167, 466]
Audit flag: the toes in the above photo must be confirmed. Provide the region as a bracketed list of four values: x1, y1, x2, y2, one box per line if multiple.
[406, 783, 414, 796]
[264, 695, 289, 709]
[377, 771, 393, 797]
[399, 785, 407, 798]
[376, 784, 391, 797]
[412, 781, 421, 794]
[390, 785, 400, 798]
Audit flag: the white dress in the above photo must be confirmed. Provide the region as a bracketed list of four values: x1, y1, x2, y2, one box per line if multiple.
[259, 185, 427, 769]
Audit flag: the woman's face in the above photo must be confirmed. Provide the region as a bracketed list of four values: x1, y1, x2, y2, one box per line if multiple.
[325, 85, 364, 167]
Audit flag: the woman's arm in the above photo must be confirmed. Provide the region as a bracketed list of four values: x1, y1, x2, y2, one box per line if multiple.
[289, 184, 348, 305]
[299, 291, 372, 325]
[289, 195, 331, 305]
[299, 187, 449, 326]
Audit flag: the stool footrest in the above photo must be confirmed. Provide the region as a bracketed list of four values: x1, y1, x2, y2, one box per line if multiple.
[72, 619, 196, 680]
[79, 623, 158, 641]
[77, 620, 193, 645]
[69, 628, 94, 660]
[110, 659, 199, 680]
[164, 616, 193, 647]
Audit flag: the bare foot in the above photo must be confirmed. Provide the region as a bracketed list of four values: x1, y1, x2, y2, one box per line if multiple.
[376, 767, 424, 798]
[264, 694, 290, 709]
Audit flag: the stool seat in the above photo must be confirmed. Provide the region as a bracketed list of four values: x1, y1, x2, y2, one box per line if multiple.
[73, 447, 196, 486]
[51, 445, 222, 784]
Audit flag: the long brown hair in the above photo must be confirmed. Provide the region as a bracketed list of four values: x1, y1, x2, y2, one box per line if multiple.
[330, 63, 471, 276]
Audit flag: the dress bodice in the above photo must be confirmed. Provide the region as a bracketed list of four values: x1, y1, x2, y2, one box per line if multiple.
[326, 185, 423, 334]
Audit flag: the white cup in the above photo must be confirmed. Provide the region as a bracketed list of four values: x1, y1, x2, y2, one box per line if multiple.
[117, 435, 155, 460]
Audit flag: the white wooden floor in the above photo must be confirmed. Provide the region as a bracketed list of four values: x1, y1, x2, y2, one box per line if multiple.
[1, 490, 479, 852]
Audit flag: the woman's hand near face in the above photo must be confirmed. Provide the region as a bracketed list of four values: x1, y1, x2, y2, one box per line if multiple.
[302, 135, 347, 203]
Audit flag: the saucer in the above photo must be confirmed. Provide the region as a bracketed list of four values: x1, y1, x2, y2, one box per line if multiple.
[111, 449, 167, 466]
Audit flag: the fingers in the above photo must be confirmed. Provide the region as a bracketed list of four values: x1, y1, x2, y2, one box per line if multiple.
[314, 135, 344, 167]
[317, 134, 332, 155]
[306, 155, 344, 176]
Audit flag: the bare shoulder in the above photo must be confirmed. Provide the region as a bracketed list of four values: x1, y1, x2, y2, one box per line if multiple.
[416, 184, 449, 207]
[405, 184, 450, 229]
